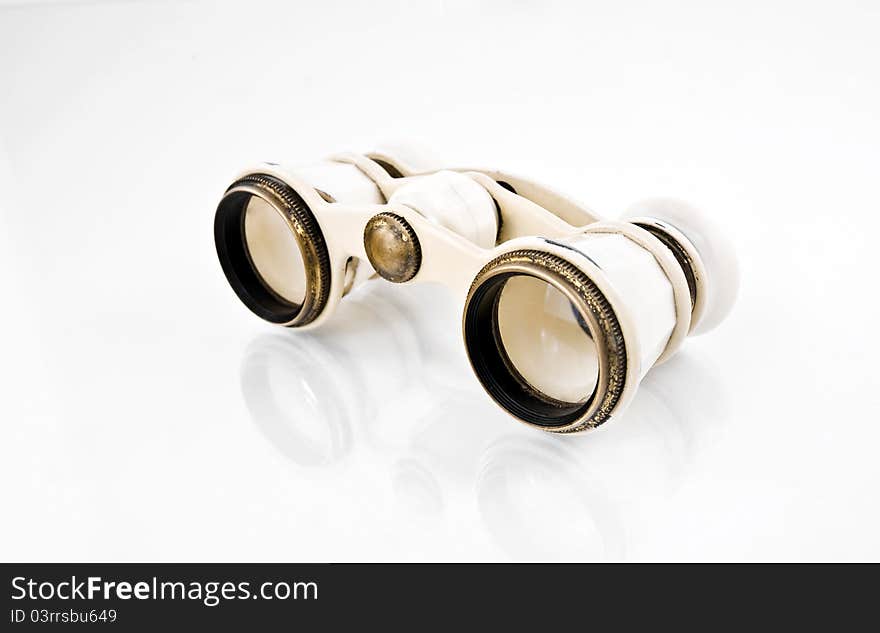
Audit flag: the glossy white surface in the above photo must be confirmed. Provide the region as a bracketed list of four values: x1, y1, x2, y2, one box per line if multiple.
[566, 231, 678, 376]
[388, 171, 499, 248]
[1, 0, 879, 561]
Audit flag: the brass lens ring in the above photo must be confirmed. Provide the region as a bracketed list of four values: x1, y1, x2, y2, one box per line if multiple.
[214, 173, 331, 326]
[463, 249, 627, 433]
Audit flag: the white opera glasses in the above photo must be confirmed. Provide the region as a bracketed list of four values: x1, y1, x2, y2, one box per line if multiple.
[213, 147, 738, 433]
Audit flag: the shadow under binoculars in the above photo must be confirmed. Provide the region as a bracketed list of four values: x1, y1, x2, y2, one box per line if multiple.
[237, 280, 726, 560]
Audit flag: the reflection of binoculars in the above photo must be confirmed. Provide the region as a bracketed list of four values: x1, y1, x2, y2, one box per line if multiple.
[214, 146, 738, 434]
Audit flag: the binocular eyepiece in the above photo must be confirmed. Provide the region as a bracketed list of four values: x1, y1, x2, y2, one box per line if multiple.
[214, 147, 738, 433]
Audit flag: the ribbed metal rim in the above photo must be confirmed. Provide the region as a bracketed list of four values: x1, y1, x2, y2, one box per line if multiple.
[463, 249, 627, 433]
[214, 173, 331, 327]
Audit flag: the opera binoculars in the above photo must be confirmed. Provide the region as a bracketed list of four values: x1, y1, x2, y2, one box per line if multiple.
[214, 147, 738, 434]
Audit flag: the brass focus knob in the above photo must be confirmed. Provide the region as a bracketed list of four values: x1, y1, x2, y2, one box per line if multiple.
[363, 212, 422, 283]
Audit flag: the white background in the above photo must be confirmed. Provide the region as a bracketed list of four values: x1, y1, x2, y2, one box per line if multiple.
[1, 0, 878, 561]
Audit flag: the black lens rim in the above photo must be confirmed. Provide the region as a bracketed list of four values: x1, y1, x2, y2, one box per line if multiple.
[463, 249, 628, 432]
[214, 174, 331, 327]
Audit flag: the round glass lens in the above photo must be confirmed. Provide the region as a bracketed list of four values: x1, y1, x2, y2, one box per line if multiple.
[496, 275, 598, 403]
[243, 195, 307, 304]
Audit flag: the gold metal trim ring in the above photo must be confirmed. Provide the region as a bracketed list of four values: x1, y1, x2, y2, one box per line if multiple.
[463, 249, 627, 433]
[222, 174, 331, 327]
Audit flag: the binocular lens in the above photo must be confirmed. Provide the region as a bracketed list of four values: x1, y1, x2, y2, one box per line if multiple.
[496, 276, 598, 404]
[243, 194, 307, 304]
[215, 174, 331, 327]
[465, 250, 627, 431]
